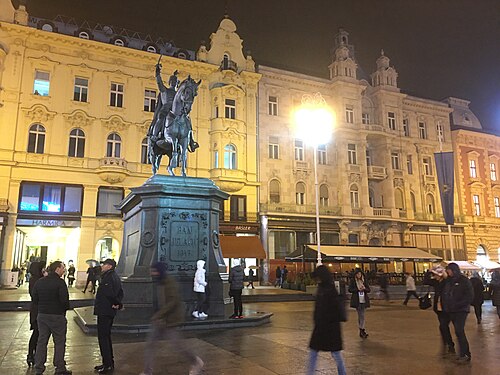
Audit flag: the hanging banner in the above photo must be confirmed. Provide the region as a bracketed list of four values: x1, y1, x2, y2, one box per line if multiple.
[434, 152, 455, 225]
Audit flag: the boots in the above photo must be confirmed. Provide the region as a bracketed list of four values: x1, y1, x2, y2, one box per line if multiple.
[359, 329, 369, 338]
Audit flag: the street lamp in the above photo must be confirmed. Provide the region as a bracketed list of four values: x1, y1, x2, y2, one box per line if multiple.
[294, 93, 334, 266]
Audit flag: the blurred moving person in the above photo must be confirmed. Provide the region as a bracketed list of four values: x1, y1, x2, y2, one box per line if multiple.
[26, 261, 45, 367]
[490, 270, 500, 319]
[469, 271, 484, 324]
[403, 272, 419, 305]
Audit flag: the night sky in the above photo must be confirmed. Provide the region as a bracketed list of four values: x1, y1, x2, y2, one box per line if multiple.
[23, 0, 500, 132]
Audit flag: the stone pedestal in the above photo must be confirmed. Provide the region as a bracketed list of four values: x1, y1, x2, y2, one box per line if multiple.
[114, 175, 228, 326]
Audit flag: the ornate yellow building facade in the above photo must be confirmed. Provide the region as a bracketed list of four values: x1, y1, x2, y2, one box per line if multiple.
[0, 2, 260, 284]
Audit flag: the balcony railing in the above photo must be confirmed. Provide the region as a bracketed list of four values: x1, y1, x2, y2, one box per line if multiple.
[351, 208, 363, 215]
[367, 165, 387, 180]
[260, 203, 341, 216]
[220, 59, 238, 72]
[399, 209, 407, 218]
[373, 208, 392, 217]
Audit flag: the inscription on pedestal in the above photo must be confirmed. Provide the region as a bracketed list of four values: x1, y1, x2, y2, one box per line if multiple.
[170, 221, 199, 261]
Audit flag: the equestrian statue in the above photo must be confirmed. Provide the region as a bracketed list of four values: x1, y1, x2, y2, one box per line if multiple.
[147, 59, 200, 176]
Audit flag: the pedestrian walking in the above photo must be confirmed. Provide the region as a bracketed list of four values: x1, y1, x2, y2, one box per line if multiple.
[349, 268, 370, 338]
[140, 262, 204, 375]
[274, 266, 282, 287]
[489, 270, 500, 319]
[247, 268, 255, 289]
[32, 261, 72, 375]
[228, 259, 244, 319]
[307, 265, 347, 375]
[423, 266, 456, 357]
[67, 262, 76, 287]
[26, 261, 45, 367]
[442, 262, 473, 363]
[192, 260, 208, 319]
[403, 272, 419, 305]
[281, 265, 288, 287]
[469, 272, 484, 324]
[82, 265, 96, 293]
[378, 271, 390, 301]
[94, 259, 123, 374]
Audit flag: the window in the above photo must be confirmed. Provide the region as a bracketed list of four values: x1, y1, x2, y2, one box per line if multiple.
[345, 105, 354, 124]
[27, 124, 46, 154]
[230, 195, 246, 221]
[407, 155, 413, 174]
[114, 38, 125, 46]
[144, 89, 157, 112]
[294, 139, 304, 161]
[213, 150, 219, 168]
[469, 159, 477, 178]
[362, 113, 370, 125]
[418, 122, 427, 139]
[268, 96, 278, 116]
[366, 149, 372, 166]
[495, 197, 500, 218]
[296, 183, 305, 205]
[319, 184, 329, 206]
[395, 188, 405, 209]
[224, 144, 237, 169]
[97, 187, 123, 215]
[141, 138, 150, 164]
[19, 182, 82, 214]
[387, 112, 396, 130]
[78, 31, 89, 39]
[269, 179, 280, 204]
[350, 184, 359, 208]
[106, 133, 121, 157]
[348, 144, 357, 164]
[402, 118, 410, 137]
[146, 45, 157, 53]
[224, 98, 236, 119]
[73, 77, 88, 102]
[423, 157, 432, 175]
[68, 128, 85, 158]
[490, 162, 497, 181]
[41, 23, 53, 32]
[214, 106, 219, 118]
[473, 194, 481, 216]
[269, 137, 279, 159]
[391, 152, 400, 170]
[33, 70, 50, 96]
[317, 144, 327, 165]
[426, 194, 435, 214]
[436, 122, 445, 142]
[110, 82, 124, 107]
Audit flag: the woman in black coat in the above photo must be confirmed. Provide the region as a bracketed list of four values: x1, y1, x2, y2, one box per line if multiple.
[469, 272, 484, 324]
[27, 261, 45, 366]
[307, 265, 346, 375]
[490, 270, 500, 319]
[348, 268, 371, 338]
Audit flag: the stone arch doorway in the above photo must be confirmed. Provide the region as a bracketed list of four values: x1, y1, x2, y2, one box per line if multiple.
[95, 236, 120, 261]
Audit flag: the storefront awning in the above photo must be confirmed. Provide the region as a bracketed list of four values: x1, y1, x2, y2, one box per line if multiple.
[219, 236, 266, 259]
[445, 261, 481, 271]
[472, 259, 500, 270]
[302, 245, 442, 262]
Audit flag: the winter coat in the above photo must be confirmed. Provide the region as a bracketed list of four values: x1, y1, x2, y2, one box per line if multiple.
[441, 264, 473, 313]
[152, 275, 184, 327]
[193, 260, 208, 293]
[406, 275, 416, 291]
[32, 272, 70, 315]
[348, 277, 371, 308]
[309, 282, 343, 352]
[470, 277, 484, 305]
[67, 265, 76, 279]
[423, 271, 447, 313]
[94, 269, 123, 317]
[229, 265, 244, 290]
[490, 273, 500, 307]
[28, 262, 44, 328]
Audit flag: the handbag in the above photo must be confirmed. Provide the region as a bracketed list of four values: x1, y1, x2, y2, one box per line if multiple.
[419, 288, 432, 310]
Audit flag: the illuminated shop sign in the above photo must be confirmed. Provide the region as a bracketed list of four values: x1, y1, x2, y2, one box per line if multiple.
[16, 219, 80, 227]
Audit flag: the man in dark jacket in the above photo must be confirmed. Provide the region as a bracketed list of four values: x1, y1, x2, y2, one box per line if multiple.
[470, 272, 484, 324]
[32, 261, 71, 375]
[93, 259, 123, 374]
[442, 262, 473, 362]
[228, 259, 244, 319]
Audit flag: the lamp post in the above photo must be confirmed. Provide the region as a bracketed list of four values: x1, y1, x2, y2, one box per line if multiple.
[295, 93, 334, 266]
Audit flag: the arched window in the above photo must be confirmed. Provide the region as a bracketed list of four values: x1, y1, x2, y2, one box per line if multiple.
[78, 31, 89, 39]
[426, 194, 435, 214]
[41, 23, 53, 32]
[141, 138, 150, 164]
[106, 133, 121, 158]
[269, 179, 280, 204]
[68, 128, 85, 158]
[177, 52, 187, 59]
[114, 38, 124, 47]
[350, 184, 359, 208]
[146, 45, 157, 53]
[395, 188, 405, 209]
[27, 124, 46, 154]
[296, 182, 305, 205]
[320, 184, 329, 206]
[223, 144, 236, 169]
[476, 245, 488, 265]
[410, 191, 417, 213]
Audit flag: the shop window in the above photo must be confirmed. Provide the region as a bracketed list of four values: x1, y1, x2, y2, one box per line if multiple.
[230, 195, 246, 221]
[19, 182, 83, 214]
[106, 133, 121, 157]
[33, 70, 50, 96]
[27, 123, 46, 154]
[97, 187, 123, 215]
[223, 144, 237, 169]
[68, 128, 85, 158]
[269, 179, 280, 204]
[19, 183, 41, 211]
[144, 89, 157, 112]
[63, 186, 83, 212]
[141, 138, 151, 164]
[110, 82, 124, 107]
[73, 77, 88, 102]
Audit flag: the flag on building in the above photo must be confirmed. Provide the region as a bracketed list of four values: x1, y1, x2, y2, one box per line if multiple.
[434, 152, 454, 225]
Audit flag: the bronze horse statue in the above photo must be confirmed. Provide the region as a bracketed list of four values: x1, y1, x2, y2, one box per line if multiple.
[148, 75, 201, 176]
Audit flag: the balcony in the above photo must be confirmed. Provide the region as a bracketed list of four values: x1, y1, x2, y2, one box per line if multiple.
[373, 208, 392, 217]
[364, 124, 385, 133]
[393, 169, 404, 177]
[367, 165, 387, 180]
[220, 59, 238, 72]
[347, 164, 361, 173]
[210, 168, 246, 192]
[351, 207, 363, 215]
[425, 175, 436, 183]
[260, 203, 341, 216]
[97, 157, 129, 183]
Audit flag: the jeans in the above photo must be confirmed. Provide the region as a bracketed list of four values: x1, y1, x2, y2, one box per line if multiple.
[35, 314, 68, 374]
[356, 304, 366, 329]
[307, 349, 346, 375]
[449, 312, 470, 357]
[436, 311, 454, 348]
[231, 289, 243, 316]
[195, 292, 206, 313]
[403, 290, 419, 304]
[97, 315, 115, 367]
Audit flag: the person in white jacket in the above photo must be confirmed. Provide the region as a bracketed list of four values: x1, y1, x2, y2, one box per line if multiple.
[193, 260, 208, 319]
[403, 272, 419, 305]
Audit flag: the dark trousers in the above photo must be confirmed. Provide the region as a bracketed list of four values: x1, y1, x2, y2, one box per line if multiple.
[35, 313, 68, 373]
[83, 279, 95, 293]
[449, 312, 470, 357]
[97, 315, 115, 367]
[28, 323, 39, 358]
[436, 311, 454, 348]
[231, 289, 243, 316]
[472, 303, 482, 321]
[68, 277, 75, 287]
[195, 292, 206, 313]
[403, 290, 419, 304]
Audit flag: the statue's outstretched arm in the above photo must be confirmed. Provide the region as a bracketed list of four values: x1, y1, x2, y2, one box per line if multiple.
[155, 65, 167, 92]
